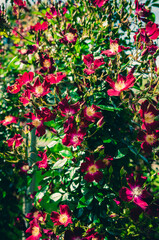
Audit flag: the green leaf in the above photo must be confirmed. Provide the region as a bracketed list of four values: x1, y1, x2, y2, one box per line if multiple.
[50, 192, 62, 201]
[98, 105, 122, 111]
[52, 158, 68, 169]
[114, 148, 128, 159]
[59, 150, 73, 158]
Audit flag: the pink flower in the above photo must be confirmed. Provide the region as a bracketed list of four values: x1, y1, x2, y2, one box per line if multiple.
[36, 150, 48, 169]
[17, 72, 34, 86]
[93, 0, 108, 8]
[139, 100, 159, 131]
[58, 96, 80, 118]
[137, 130, 159, 153]
[146, 21, 159, 40]
[105, 71, 135, 96]
[81, 155, 106, 182]
[62, 125, 86, 148]
[0, 115, 18, 126]
[26, 219, 42, 240]
[101, 38, 130, 57]
[45, 7, 58, 19]
[119, 173, 151, 210]
[7, 82, 21, 94]
[51, 205, 73, 227]
[45, 72, 66, 84]
[27, 78, 50, 98]
[83, 54, 105, 75]
[59, 24, 78, 44]
[83, 105, 103, 122]
[7, 134, 23, 148]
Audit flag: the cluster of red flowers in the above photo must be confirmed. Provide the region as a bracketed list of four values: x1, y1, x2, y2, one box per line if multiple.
[137, 100, 159, 153]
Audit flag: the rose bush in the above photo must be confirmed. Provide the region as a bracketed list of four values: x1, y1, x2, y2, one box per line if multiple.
[0, 0, 159, 239]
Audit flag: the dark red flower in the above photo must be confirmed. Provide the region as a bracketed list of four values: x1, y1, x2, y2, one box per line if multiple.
[81, 155, 105, 182]
[45, 72, 66, 84]
[83, 54, 105, 75]
[64, 227, 83, 240]
[39, 54, 55, 73]
[102, 38, 130, 57]
[36, 150, 48, 169]
[26, 219, 42, 240]
[137, 130, 159, 152]
[83, 104, 103, 122]
[141, 44, 158, 56]
[119, 173, 152, 210]
[62, 125, 86, 148]
[7, 134, 23, 148]
[0, 115, 18, 126]
[105, 71, 135, 96]
[135, 0, 150, 22]
[27, 78, 50, 98]
[146, 21, 159, 40]
[51, 205, 73, 227]
[83, 228, 104, 240]
[139, 100, 159, 131]
[58, 96, 80, 118]
[43, 229, 58, 239]
[60, 24, 78, 44]
[14, 0, 26, 7]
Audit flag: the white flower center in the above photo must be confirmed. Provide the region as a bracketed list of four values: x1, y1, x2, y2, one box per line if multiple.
[132, 187, 143, 197]
[86, 107, 95, 117]
[66, 32, 74, 41]
[146, 134, 156, 145]
[4, 116, 13, 123]
[59, 214, 68, 224]
[73, 135, 79, 143]
[32, 226, 40, 236]
[115, 81, 126, 91]
[32, 119, 41, 128]
[22, 165, 29, 171]
[21, 49, 27, 54]
[43, 59, 51, 68]
[144, 112, 155, 124]
[110, 43, 119, 53]
[88, 164, 98, 174]
[35, 85, 44, 95]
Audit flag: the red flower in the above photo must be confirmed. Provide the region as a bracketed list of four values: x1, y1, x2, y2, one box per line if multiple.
[105, 71, 135, 96]
[19, 89, 31, 106]
[27, 78, 50, 98]
[24, 109, 56, 137]
[51, 205, 72, 227]
[58, 96, 80, 118]
[45, 7, 58, 19]
[137, 130, 159, 153]
[83, 105, 103, 122]
[101, 38, 130, 57]
[14, 0, 26, 7]
[17, 72, 34, 86]
[139, 100, 159, 131]
[83, 54, 105, 75]
[146, 21, 159, 40]
[31, 22, 48, 32]
[135, 0, 150, 22]
[26, 210, 47, 224]
[119, 173, 151, 210]
[60, 24, 78, 44]
[62, 126, 86, 148]
[45, 72, 66, 84]
[0, 115, 18, 126]
[40, 54, 55, 73]
[20, 163, 30, 174]
[141, 44, 158, 56]
[93, 0, 108, 8]
[26, 219, 42, 240]
[81, 155, 105, 182]
[36, 150, 48, 169]
[7, 134, 23, 148]
[7, 82, 21, 94]
[84, 228, 104, 240]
